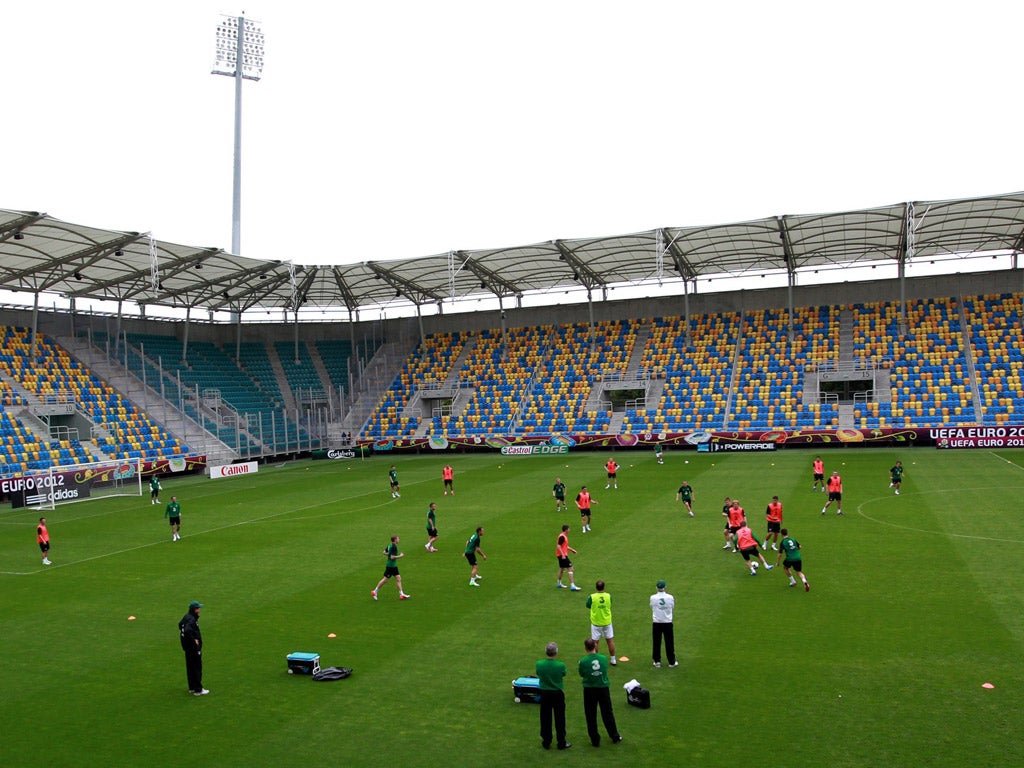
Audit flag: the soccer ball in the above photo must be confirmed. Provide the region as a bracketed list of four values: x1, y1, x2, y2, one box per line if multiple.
[752, 561, 759, 568]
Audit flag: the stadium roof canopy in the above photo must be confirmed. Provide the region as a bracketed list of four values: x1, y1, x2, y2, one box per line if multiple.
[2, 192, 1023, 318]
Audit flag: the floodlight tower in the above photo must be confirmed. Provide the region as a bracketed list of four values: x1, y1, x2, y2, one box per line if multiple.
[212, 14, 265, 257]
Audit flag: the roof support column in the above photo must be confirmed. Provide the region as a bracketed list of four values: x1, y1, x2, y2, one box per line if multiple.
[349, 312, 357, 364]
[776, 216, 797, 345]
[683, 278, 692, 348]
[416, 303, 425, 349]
[787, 269, 795, 344]
[898, 257, 907, 337]
[182, 306, 191, 365]
[30, 292, 40, 363]
[900, 203, 913, 337]
[498, 297, 507, 363]
[293, 309, 300, 364]
[113, 299, 123, 360]
[587, 290, 595, 353]
[236, 311, 243, 362]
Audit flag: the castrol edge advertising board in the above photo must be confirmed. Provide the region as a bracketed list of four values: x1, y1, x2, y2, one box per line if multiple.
[209, 461, 259, 479]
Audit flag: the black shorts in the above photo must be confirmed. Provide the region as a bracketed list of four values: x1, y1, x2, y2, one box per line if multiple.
[427, 527, 438, 537]
[383, 566, 400, 578]
[828, 492, 842, 502]
[557, 556, 573, 569]
[168, 516, 181, 526]
[151, 489, 160, 497]
[814, 473, 824, 482]
[607, 472, 617, 479]
[444, 480, 453, 488]
[783, 558, 803, 572]
[580, 508, 591, 518]
[465, 552, 477, 567]
[740, 546, 759, 561]
[729, 525, 741, 535]
[766, 521, 781, 533]
[39, 542, 50, 553]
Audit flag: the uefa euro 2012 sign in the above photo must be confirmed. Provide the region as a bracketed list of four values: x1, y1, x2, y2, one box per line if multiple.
[499, 445, 569, 456]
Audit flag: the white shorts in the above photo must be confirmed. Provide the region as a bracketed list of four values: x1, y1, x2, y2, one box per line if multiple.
[591, 623, 614, 641]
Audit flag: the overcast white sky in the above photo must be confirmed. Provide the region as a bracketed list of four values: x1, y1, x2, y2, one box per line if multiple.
[1, 0, 1021, 270]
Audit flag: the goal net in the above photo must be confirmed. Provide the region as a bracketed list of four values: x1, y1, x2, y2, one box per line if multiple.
[21, 457, 143, 510]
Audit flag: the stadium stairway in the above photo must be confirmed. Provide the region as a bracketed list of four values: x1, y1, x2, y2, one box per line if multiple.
[342, 338, 417, 437]
[624, 322, 651, 377]
[412, 336, 478, 438]
[0, 372, 105, 470]
[720, 316, 744, 429]
[838, 307, 855, 363]
[306, 345, 334, 400]
[956, 297, 986, 419]
[837, 403, 855, 428]
[61, 335, 239, 465]
[265, 343, 297, 413]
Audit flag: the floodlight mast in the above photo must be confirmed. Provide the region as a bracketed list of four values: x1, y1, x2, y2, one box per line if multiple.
[212, 14, 264, 257]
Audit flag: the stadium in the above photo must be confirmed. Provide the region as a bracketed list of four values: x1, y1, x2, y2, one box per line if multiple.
[2, 190, 1023, 766]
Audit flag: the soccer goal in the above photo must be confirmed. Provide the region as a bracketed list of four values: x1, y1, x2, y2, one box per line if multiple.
[22, 457, 143, 510]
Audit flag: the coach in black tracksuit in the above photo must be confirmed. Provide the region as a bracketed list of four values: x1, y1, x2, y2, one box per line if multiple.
[178, 601, 207, 695]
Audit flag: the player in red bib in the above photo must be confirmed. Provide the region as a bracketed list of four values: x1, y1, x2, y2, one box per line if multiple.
[576, 486, 598, 533]
[442, 464, 454, 496]
[37, 517, 52, 566]
[822, 472, 843, 515]
[812, 456, 825, 492]
[604, 459, 619, 490]
[724, 502, 745, 552]
[764, 496, 783, 550]
[555, 525, 582, 591]
[735, 523, 774, 575]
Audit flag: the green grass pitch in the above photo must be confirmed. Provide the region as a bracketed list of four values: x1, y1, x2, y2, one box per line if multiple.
[2, 447, 1023, 767]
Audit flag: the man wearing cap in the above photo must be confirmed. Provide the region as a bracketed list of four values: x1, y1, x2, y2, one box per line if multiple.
[650, 580, 677, 668]
[535, 642, 571, 751]
[178, 600, 208, 695]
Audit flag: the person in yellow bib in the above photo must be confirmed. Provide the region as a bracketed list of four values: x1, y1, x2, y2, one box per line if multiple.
[586, 580, 616, 665]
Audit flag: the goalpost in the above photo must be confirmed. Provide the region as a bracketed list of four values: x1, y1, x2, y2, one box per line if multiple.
[23, 457, 144, 511]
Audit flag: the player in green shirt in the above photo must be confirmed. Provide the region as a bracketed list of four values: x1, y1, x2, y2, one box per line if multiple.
[676, 482, 694, 517]
[889, 461, 904, 495]
[552, 478, 567, 512]
[149, 476, 162, 505]
[775, 528, 809, 591]
[372, 535, 410, 600]
[388, 466, 400, 498]
[425, 503, 439, 552]
[577, 638, 622, 747]
[464, 527, 486, 586]
[164, 496, 182, 542]
[536, 642, 571, 750]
